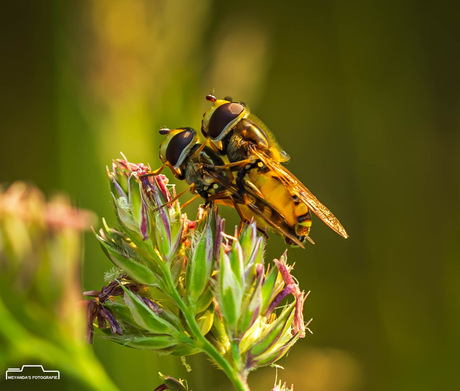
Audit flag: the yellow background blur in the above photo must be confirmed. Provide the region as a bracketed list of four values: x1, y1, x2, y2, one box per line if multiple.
[1, 1, 459, 390]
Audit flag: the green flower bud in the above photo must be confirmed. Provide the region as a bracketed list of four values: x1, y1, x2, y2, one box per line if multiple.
[95, 224, 157, 285]
[87, 157, 312, 390]
[196, 309, 214, 336]
[185, 212, 213, 308]
[128, 173, 150, 240]
[218, 245, 244, 333]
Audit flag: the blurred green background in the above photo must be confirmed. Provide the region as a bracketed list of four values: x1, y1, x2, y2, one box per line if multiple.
[1, 0, 459, 390]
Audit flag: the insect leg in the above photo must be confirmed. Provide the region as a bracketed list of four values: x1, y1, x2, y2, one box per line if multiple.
[204, 159, 252, 170]
[180, 194, 200, 209]
[153, 183, 195, 212]
[140, 162, 167, 177]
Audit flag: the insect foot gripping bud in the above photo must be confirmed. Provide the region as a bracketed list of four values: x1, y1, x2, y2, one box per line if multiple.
[86, 157, 310, 391]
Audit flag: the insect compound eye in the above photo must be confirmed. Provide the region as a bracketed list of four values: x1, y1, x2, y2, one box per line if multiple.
[208, 102, 244, 139]
[166, 128, 195, 167]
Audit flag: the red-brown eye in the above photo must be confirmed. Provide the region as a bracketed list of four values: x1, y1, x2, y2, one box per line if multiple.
[166, 128, 195, 166]
[208, 103, 244, 139]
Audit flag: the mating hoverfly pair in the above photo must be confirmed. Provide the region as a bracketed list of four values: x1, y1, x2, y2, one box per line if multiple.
[153, 95, 348, 247]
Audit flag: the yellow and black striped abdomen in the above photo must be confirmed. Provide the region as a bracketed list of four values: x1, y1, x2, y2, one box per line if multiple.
[247, 168, 312, 241]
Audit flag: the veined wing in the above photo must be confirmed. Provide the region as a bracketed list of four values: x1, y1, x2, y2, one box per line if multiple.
[250, 147, 349, 239]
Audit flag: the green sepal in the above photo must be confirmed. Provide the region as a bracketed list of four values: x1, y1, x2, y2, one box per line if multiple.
[154, 208, 172, 260]
[96, 234, 157, 285]
[248, 302, 296, 357]
[102, 300, 136, 326]
[122, 335, 179, 350]
[243, 237, 265, 289]
[196, 309, 214, 336]
[229, 240, 244, 289]
[127, 174, 149, 239]
[261, 265, 279, 315]
[237, 271, 263, 336]
[122, 285, 177, 335]
[195, 283, 214, 314]
[238, 222, 257, 263]
[255, 333, 299, 367]
[168, 202, 183, 259]
[186, 218, 213, 307]
[245, 237, 265, 272]
[113, 161, 130, 191]
[169, 344, 202, 356]
[219, 247, 243, 333]
[208, 311, 231, 354]
[112, 193, 138, 233]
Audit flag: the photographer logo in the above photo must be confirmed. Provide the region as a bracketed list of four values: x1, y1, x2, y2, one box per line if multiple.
[5, 365, 60, 380]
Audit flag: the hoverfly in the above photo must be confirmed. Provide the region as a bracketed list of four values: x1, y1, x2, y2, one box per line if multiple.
[201, 95, 349, 240]
[153, 127, 307, 247]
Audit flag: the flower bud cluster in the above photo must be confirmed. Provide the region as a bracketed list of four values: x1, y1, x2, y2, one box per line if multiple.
[86, 159, 309, 389]
[216, 224, 307, 372]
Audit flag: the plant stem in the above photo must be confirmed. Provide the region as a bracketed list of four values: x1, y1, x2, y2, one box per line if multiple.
[161, 264, 250, 391]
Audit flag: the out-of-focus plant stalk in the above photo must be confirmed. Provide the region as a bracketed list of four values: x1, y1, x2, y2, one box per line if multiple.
[0, 182, 118, 390]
